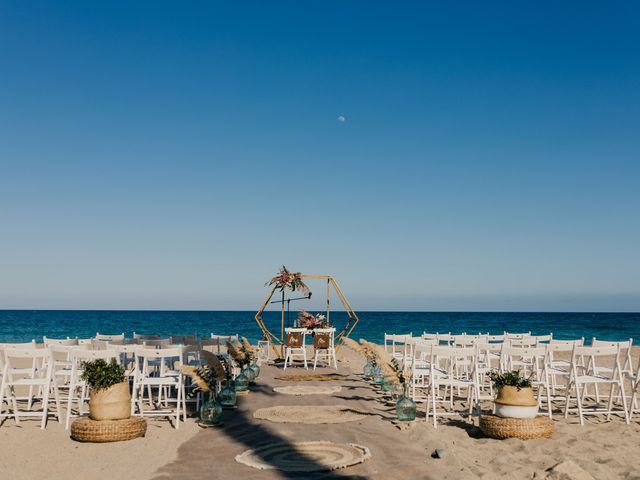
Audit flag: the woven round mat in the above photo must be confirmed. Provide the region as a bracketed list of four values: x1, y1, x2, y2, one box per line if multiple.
[254, 405, 369, 424]
[235, 441, 371, 472]
[479, 415, 554, 440]
[70, 417, 147, 443]
[274, 373, 348, 382]
[273, 385, 342, 396]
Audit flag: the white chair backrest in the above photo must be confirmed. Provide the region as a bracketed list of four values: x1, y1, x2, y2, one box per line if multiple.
[72, 348, 119, 362]
[142, 338, 172, 349]
[591, 338, 632, 349]
[507, 337, 538, 347]
[95, 333, 125, 342]
[2, 348, 52, 381]
[430, 345, 476, 376]
[48, 343, 77, 360]
[210, 334, 239, 342]
[573, 345, 621, 374]
[421, 332, 438, 341]
[90, 339, 110, 350]
[485, 334, 505, 342]
[135, 346, 183, 377]
[532, 334, 553, 343]
[43, 337, 78, 347]
[591, 338, 633, 372]
[549, 338, 584, 347]
[133, 332, 161, 341]
[505, 332, 531, 340]
[0, 340, 37, 349]
[502, 345, 547, 376]
[171, 335, 198, 345]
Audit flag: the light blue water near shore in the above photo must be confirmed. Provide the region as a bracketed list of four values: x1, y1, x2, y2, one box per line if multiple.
[0, 311, 639, 344]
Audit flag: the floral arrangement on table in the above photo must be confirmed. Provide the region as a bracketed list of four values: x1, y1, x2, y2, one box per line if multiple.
[266, 266, 310, 295]
[227, 337, 257, 369]
[297, 310, 330, 329]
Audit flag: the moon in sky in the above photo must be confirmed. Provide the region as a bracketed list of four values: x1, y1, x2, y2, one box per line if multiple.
[337, 115, 346, 123]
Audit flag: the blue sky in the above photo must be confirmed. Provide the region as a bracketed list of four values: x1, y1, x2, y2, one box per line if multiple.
[0, 1, 638, 311]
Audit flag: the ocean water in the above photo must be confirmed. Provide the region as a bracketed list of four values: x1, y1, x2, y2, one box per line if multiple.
[0, 310, 639, 344]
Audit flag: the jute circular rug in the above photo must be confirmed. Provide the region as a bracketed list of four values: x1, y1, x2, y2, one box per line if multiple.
[235, 441, 371, 472]
[274, 373, 348, 382]
[253, 405, 369, 424]
[273, 385, 342, 396]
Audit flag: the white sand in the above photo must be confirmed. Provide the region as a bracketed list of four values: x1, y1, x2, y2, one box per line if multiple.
[1, 345, 640, 479]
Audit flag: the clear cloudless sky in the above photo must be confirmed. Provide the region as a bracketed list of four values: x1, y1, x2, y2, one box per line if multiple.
[0, 1, 638, 311]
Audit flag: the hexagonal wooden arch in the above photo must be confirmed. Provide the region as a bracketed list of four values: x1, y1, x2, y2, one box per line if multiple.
[255, 274, 359, 346]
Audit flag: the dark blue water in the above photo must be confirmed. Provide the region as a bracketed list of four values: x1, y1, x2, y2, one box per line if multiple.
[0, 310, 638, 344]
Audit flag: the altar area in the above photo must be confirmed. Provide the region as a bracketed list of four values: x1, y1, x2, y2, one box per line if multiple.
[254, 267, 359, 348]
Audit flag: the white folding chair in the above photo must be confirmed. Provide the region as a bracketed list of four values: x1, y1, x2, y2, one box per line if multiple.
[0, 348, 61, 429]
[563, 345, 629, 425]
[425, 346, 480, 427]
[384, 333, 412, 360]
[284, 328, 309, 370]
[47, 344, 78, 404]
[131, 347, 186, 428]
[0, 341, 38, 409]
[208, 334, 239, 354]
[312, 328, 337, 370]
[410, 340, 435, 401]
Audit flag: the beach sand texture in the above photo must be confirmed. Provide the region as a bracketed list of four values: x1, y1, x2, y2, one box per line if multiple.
[1, 346, 640, 479]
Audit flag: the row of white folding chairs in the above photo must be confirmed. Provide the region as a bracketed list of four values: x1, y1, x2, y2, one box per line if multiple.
[0, 344, 191, 429]
[384, 332, 553, 362]
[406, 340, 636, 427]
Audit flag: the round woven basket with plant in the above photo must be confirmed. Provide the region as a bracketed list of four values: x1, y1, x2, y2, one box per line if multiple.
[488, 370, 538, 419]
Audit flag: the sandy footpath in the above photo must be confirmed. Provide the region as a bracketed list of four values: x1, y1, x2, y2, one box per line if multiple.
[1, 345, 640, 479]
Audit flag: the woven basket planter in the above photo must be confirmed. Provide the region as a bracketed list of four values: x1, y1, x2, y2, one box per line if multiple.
[479, 415, 554, 440]
[71, 417, 147, 443]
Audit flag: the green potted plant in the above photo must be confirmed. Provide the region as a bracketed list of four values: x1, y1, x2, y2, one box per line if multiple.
[488, 370, 538, 419]
[81, 359, 130, 421]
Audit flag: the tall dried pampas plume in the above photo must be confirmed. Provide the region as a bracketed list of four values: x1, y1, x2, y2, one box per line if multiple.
[342, 337, 365, 359]
[242, 337, 255, 353]
[360, 339, 411, 385]
[181, 365, 213, 393]
[226, 340, 243, 366]
[200, 350, 230, 379]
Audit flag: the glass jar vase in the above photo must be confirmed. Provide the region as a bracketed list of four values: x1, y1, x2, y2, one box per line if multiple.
[363, 362, 374, 378]
[250, 362, 261, 378]
[372, 367, 384, 385]
[242, 366, 256, 384]
[199, 395, 223, 426]
[396, 384, 417, 421]
[219, 382, 237, 409]
[234, 371, 249, 392]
